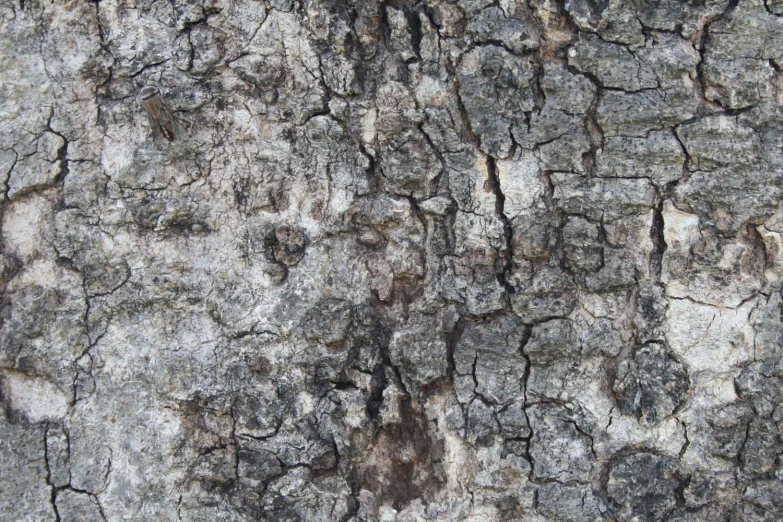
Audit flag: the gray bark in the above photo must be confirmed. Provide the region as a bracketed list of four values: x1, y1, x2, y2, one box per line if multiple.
[1, 0, 782, 520]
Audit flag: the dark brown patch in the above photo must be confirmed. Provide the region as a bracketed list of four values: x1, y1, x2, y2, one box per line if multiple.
[272, 225, 308, 267]
[248, 355, 273, 375]
[359, 397, 445, 510]
[739, 223, 767, 278]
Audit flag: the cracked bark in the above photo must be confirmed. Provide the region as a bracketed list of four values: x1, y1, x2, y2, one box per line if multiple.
[1, 0, 783, 520]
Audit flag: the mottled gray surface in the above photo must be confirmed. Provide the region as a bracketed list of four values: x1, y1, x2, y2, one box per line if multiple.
[1, 0, 782, 520]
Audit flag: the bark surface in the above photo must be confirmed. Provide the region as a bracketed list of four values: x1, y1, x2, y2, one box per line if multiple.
[1, 0, 783, 520]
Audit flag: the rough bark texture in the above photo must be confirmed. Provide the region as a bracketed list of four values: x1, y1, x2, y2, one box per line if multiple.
[1, 0, 783, 520]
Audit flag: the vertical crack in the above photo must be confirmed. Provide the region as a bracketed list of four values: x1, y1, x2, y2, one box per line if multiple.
[518, 327, 535, 481]
[405, 7, 423, 62]
[695, 27, 710, 105]
[735, 420, 751, 481]
[672, 125, 692, 181]
[485, 155, 515, 298]
[677, 417, 690, 459]
[53, 137, 70, 185]
[338, 467, 361, 522]
[649, 198, 667, 284]
[444, 318, 465, 384]
[2, 149, 18, 202]
[43, 425, 61, 522]
[46, 109, 70, 188]
[583, 83, 603, 177]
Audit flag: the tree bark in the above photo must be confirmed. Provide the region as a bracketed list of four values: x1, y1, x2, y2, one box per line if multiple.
[1, 0, 782, 520]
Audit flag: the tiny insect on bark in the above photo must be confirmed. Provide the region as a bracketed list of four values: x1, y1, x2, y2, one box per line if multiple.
[139, 85, 182, 142]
